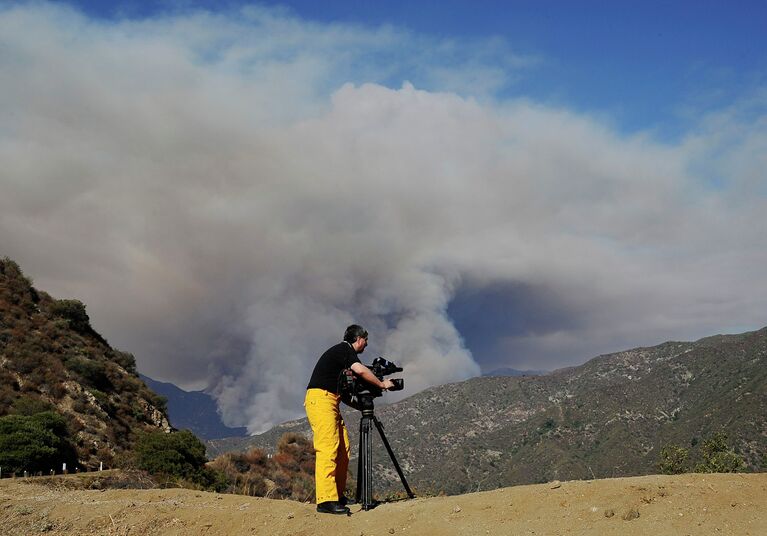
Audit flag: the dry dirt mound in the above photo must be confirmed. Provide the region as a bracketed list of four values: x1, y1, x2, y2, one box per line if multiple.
[1, 472, 765, 535]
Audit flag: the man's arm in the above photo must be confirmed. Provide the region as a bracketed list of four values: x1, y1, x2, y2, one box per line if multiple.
[350, 362, 395, 390]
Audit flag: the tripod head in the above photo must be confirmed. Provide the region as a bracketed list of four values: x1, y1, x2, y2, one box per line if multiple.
[355, 392, 377, 416]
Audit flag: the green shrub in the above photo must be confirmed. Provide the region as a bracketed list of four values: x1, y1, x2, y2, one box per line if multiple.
[134, 429, 210, 484]
[50, 299, 91, 333]
[112, 350, 138, 375]
[148, 393, 168, 414]
[64, 356, 112, 391]
[658, 444, 689, 474]
[697, 450, 746, 473]
[695, 432, 745, 473]
[0, 258, 36, 301]
[660, 431, 746, 475]
[11, 396, 54, 416]
[0, 411, 78, 473]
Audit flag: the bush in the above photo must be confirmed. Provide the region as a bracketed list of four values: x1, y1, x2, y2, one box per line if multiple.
[0, 411, 78, 473]
[0, 258, 36, 303]
[50, 299, 91, 333]
[64, 356, 112, 391]
[149, 393, 168, 414]
[695, 432, 745, 473]
[134, 429, 210, 484]
[658, 444, 689, 474]
[207, 433, 315, 500]
[659, 431, 746, 475]
[11, 396, 55, 416]
[112, 350, 138, 375]
[86, 388, 116, 416]
[11, 352, 44, 375]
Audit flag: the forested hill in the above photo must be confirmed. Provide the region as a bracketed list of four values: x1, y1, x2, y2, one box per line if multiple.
[0, 257, 170, 471]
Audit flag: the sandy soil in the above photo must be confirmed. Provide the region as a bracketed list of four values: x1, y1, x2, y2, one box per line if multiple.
[1, 472, 765, 535]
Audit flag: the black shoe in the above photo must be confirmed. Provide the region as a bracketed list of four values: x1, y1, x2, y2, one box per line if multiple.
[316, 501, 350, 515]
[339, 496, 356, 506]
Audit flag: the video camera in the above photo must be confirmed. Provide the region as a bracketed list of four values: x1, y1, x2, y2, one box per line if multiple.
[339, 357, 404, 401]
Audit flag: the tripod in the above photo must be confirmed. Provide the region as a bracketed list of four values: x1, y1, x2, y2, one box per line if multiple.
[354, 394, 415, 510]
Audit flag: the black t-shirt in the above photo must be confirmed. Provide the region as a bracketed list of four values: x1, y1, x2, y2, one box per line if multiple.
[307, 342, 361, 393]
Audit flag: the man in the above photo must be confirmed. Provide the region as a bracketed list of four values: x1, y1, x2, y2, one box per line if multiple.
[305, 324, 394, 515]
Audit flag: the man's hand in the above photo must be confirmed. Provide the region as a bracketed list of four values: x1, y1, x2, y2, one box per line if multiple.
[381, 379, 395, 390]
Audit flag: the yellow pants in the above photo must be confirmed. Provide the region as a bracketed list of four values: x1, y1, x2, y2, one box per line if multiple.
[304, 388, 351, 503]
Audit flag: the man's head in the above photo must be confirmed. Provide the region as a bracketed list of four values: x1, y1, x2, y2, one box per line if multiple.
[343, 324, 368, 354]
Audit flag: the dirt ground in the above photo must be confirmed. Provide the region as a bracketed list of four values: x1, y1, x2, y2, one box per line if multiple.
[1, 472, 765, 535]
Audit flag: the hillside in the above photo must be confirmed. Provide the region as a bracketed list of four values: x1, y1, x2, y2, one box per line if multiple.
[208, 327, 767, 495]
[0, 258, 170, 470]
[482, 367, 548, 377]
[1, 472, 765, 535]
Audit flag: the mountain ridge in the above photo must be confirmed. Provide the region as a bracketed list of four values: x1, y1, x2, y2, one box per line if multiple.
[207, 326, 767, 494]
[481, 367, 548, 377]
[139, 374, 248, 440]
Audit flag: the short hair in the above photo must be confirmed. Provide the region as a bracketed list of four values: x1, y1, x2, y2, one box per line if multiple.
[343, 324, 368, 343]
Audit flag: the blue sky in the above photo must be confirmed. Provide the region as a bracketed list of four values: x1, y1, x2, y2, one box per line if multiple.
[63, 0, 767, 138]
[2, 1, 766, 430]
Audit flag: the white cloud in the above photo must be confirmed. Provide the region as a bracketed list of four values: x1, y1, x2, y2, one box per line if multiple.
[1, 3, 765, 432]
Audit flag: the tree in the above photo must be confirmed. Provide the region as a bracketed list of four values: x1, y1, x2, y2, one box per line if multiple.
[134, 429, 210, 484]
[658, 444, 689, 475]
[112, 350, 138, 375]
[50, 299, 91, 333]
[695, 432, 745, 473]
[0, 412, 78, 473]
[64, 356, 112, 391]
[658, 431, 746, 475]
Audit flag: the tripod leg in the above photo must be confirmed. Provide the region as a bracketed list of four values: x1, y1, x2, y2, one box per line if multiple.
[355, 416, 376, 509]
[372, 417, 415, 499]
[366, 420, 375, 508]
[355, 423, 363, 505]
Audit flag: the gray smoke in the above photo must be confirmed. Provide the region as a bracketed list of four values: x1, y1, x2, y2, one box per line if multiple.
[1, 4, 765, 432]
